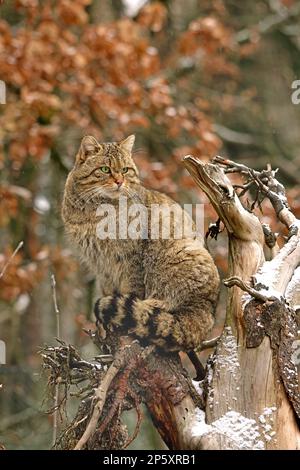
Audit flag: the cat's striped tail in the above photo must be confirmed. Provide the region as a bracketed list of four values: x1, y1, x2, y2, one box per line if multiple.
[94, 293, 214, 352]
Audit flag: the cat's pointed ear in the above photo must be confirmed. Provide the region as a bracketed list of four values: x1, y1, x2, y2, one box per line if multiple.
[119, 134, 135, 154]
[76, 136, 100, 164]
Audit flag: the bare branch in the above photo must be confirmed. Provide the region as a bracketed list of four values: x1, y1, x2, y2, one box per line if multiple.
[212, 155, 298, 233]
[199, 336, 220, 351]
[0, 241, 24, 279]
[74, 353, 123, 450]
[224, 276, 278, 302]
[183, 155, 264, 244]
[123, 390, 143, 449]
[51, 274, 61, 448]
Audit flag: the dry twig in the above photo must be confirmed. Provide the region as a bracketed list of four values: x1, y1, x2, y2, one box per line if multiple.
[50, 274, 61, 447]
[224, 276, 279, 302]
[0, 241, 23, 279]
[73, 352, 125, 450]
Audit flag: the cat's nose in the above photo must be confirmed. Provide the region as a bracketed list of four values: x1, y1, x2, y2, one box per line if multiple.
[115, 179, 123, 188]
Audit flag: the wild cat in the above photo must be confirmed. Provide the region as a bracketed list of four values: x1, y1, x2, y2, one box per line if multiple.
[62, 135, 219, 352]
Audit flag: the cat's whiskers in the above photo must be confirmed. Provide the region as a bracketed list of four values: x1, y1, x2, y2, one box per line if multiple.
[78, 187, 99, 204]
[80, 186, 109, 202]
[72, 187, 102, 208]
[80, 187, 97, 199]
[71, 184, 142, 209]
[123, 186, 143, 204]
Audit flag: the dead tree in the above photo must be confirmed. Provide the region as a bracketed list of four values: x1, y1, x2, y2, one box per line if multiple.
[42, 156, 300, 450]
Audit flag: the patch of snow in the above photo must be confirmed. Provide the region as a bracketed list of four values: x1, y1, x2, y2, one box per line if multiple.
[190, 407, 277, 448]
[213, 411, 264, 450]
[90, 362, 102, 371]
[254, 235, 299, 296]
[188, 409, 265, 449]
[242, 293, 252, 309]
[286, 266, 300, 308]
[215, 327, 240, 373]
[192, 379, 204, 398]
[206, 360, 214, 385]
[258, 407, 277, 442]
[189, 408, 211, 439]
[206, 360, 215, 407]
[189, 409, 265, 450]
[290, 342, 300, 366]
[205, 328, 240, 410]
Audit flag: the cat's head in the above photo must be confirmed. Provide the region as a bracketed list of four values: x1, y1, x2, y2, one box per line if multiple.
[70, 135, 140, 200]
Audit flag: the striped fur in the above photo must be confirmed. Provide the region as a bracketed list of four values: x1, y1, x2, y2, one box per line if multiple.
[94, 294, 215, 352]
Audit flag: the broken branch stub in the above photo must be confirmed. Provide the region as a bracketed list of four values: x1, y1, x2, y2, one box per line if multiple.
[183, 155, 264, 244]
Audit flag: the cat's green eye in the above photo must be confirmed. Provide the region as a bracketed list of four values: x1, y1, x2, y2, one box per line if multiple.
[100, 166, 110, 174]
[121, 167, 129, 174]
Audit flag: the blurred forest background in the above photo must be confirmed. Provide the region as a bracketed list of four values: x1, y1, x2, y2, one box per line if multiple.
[1, 0, 300, 450]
